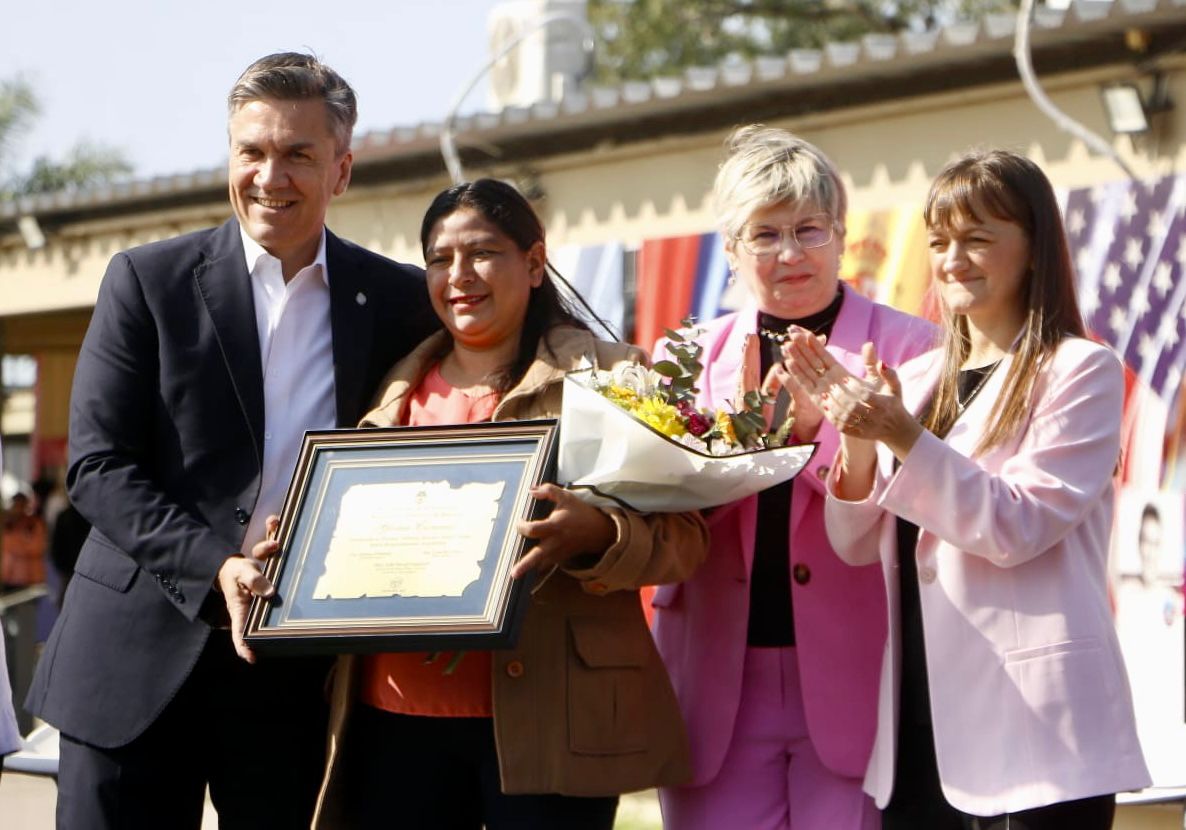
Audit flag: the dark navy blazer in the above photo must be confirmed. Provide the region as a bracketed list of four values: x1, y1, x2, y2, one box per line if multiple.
[26, 219, 437, 747]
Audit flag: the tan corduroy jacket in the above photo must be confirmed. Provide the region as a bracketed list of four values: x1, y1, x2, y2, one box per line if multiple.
[313, 326, 708, 827]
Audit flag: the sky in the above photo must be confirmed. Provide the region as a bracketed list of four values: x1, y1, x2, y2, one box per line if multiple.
[1, 0, 510, 181]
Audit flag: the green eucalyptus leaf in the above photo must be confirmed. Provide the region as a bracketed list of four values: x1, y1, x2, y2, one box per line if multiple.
[771, 414, 796, 448]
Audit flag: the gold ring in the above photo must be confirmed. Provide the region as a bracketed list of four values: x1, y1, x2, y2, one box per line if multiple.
[815, 366, 825, 376]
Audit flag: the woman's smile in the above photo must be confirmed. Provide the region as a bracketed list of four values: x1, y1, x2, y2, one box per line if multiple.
[447, 293, 488, 309]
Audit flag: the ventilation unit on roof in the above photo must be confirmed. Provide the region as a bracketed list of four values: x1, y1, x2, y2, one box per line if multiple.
[487, 0, 590, 111]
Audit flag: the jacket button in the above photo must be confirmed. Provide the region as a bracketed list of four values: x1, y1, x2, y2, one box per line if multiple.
[919, 566, 937, 584]
[793, 563, 811, 585]
[505, 660, 525, 678]
[235, 508, 249, 525]
[816, 465, 830, 482]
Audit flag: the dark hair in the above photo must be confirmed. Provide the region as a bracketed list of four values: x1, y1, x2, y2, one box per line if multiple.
[420, 178, 589, 391]
[228, 52, 357, 154]
[923, 149, 1086, 453]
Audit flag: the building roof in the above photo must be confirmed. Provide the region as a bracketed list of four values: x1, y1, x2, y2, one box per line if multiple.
[4, 0, 1186, 233]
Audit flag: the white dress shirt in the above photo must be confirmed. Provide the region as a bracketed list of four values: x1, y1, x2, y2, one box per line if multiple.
[239, 228, 336, 554]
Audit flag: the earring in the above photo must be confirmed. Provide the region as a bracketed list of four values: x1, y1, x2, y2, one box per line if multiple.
[727, 269, 737, 287]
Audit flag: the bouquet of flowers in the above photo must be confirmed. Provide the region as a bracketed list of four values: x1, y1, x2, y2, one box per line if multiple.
[559, 321, 817, 512]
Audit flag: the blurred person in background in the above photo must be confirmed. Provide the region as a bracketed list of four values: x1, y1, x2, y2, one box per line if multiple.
[0, 439, 25, 776]
[1, 491, 46, 593]
[48, 499, 90, 607]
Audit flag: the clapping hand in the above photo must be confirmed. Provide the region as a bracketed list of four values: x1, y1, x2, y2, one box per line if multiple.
[760, 354, 826, 442]
[780, 330, 922, 458]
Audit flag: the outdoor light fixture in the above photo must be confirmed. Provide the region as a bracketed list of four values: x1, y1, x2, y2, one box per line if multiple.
[1101, 82, 1151, 134]
[1100, 74, 1172, 136]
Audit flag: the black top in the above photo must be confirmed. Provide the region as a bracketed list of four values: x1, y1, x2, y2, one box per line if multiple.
[747, 288, 845, 647]
[896, 363, 996, 725]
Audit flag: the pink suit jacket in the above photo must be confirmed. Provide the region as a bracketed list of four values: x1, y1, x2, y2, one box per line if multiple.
[825, 337, 1151, 815]
[652, 285, 936, 787]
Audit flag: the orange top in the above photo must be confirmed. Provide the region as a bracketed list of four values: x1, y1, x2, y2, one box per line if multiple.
[361, 364, 501, 717]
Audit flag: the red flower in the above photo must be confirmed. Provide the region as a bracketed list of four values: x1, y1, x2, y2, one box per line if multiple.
[686, 412, 712, 436]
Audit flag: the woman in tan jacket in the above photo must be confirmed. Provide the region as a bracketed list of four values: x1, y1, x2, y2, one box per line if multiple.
[301, 178, 708, 828]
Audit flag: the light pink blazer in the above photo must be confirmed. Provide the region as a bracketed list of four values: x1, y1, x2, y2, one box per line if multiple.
[652, 285, 935, 786]
[825, 337, 1151, 815]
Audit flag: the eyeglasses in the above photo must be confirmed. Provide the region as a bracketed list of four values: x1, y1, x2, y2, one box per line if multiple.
[735, 214, 835, 257]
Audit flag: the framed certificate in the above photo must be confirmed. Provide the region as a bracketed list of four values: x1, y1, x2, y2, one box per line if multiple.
[244, 419, 558, 654]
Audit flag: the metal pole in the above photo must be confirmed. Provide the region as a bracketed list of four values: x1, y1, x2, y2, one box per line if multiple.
[439, 12, 594, 184]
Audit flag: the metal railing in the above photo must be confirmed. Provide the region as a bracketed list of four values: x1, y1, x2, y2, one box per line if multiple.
[1, 583, 58, 777]
[1, 583, 47, 738]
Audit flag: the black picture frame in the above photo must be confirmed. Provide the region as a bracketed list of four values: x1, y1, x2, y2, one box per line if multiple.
[244, 419, 558, 655]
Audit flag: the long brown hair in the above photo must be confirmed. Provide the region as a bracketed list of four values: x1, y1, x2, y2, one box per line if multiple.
[923, 150, 1086, 453]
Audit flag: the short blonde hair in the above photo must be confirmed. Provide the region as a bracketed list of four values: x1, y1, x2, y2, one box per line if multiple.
[711, 125, 848, 238]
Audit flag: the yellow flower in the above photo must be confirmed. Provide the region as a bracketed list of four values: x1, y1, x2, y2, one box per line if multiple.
[715, 410, 737, 446]
[635, 396, 687, 438]
[604, 385, 641, 409]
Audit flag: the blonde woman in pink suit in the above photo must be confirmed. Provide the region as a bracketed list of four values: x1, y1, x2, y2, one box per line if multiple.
[784, 150, 1150, 829]
[652, 126, 935, 830]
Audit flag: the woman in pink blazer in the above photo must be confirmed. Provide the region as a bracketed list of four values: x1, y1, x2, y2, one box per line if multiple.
[784, 149, 1150, 828]
[652, 126, 934, 830]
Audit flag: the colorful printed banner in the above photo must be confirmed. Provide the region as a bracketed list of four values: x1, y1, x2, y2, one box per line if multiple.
[1066, 175, 1186, 405]
[551, 242, 628, 339]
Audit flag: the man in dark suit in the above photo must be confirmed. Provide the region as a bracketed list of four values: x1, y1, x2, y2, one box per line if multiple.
[26, 52, 437, 829]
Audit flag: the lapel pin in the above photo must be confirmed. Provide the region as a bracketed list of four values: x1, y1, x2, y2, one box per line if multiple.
[355, 292, 367, 306]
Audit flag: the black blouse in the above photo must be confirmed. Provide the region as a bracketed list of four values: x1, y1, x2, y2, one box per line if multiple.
[747, 288, 844, 647]
[896, 362, 997, 725]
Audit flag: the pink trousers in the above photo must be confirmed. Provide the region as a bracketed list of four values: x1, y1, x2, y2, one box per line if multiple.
[660, 647, 878, 830]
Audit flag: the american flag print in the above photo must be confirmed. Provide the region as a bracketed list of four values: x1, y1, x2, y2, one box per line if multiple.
[1066, 172, 1186, 403]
